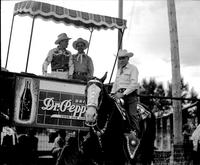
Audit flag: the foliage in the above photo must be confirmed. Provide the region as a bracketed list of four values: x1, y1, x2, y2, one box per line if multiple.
[139, 77, 199, 116]
[166, 78, 199, 105]
[140, 78, 170, 112]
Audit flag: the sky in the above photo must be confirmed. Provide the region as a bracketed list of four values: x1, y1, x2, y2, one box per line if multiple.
[1, 0, 200, 97]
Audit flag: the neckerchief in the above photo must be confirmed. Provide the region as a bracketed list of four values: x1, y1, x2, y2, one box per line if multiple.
[76, 53, 85, 64]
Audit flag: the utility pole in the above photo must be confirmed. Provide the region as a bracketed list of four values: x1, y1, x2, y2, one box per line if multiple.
[118, 0, 123, 49]
[167, 0, 182, 145]
[167, 0, 183, 163]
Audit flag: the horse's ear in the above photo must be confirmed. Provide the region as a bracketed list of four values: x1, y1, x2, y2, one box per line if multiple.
[100, 72, 107, 83]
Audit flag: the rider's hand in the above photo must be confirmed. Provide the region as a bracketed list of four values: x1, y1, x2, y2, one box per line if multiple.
[115, 92, 124, 99]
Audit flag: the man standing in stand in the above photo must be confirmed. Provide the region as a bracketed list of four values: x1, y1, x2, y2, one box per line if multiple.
[72, 38, 94, 81]
[42, 33, 74, 79]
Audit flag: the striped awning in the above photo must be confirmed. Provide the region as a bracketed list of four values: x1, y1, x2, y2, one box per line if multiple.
[14, 1, 127, 30]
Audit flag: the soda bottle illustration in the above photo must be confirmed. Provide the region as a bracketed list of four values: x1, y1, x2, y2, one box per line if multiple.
[19, 79, 32, 121]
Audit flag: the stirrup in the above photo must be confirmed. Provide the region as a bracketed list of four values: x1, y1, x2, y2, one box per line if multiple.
[124, 131, 140, 159]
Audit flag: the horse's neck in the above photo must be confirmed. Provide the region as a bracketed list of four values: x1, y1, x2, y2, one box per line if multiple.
[101, 92, 113, 109]
[97, 92, 114, 126]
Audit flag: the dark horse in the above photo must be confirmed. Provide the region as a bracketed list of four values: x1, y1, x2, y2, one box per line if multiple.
[57, 74, 156, 165]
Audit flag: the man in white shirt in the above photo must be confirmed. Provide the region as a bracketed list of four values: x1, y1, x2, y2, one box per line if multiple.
[72, 38, 94, 81]
[111, 49, 140, 154]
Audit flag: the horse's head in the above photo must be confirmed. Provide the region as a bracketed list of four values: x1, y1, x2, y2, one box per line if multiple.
[85, 72, 107, 126]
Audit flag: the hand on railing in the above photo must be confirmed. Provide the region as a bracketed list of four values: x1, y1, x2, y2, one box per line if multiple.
[43, 71, 47, 76]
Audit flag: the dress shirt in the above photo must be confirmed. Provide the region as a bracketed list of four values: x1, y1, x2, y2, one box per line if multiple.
[111, 63, 139, 96]
[73, 53, 94, 77]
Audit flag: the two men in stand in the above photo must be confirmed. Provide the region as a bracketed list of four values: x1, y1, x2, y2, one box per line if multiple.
[42, 33, 93, 81]
[111, 49, 140, 155]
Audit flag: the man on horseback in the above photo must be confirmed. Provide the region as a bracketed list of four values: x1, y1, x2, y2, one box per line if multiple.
[111, 49, 140, 157]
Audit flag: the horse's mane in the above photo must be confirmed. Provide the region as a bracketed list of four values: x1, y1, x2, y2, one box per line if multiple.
[95, 83, 125, 131]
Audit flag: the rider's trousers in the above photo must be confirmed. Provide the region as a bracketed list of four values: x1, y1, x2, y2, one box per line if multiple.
[123, 90, 140, 135]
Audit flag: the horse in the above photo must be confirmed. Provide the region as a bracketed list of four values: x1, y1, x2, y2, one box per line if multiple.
[84, 73, 156, 165]
[56, 73, 156, 165]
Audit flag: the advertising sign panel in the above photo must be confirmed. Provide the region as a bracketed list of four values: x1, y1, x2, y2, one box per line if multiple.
[14, 76, 88, 130]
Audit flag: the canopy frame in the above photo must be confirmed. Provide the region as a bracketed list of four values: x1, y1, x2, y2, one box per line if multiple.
[5, 0, 127, 74]
[13, 1, 126, 30]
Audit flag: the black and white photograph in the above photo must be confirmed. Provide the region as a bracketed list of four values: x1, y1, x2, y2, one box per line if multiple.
[1, 0, 200, 164]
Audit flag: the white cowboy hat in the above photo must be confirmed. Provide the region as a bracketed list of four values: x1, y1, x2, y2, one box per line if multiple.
[117, 49, 134, 58]
[55, 33, 71, 45]
[73, 38, 89, 50]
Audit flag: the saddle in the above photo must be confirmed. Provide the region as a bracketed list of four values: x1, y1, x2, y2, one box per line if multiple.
[110, 95, 151, 159]
[110, 95, 151, 122]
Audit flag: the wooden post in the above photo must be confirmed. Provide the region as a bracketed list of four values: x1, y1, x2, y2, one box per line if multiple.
[167, 0, 182, 145]
[118, 0, 123, 50]
[167, 0, 184, 163]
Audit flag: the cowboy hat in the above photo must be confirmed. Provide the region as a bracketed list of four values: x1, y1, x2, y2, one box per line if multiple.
[73, 38, 89, 50]
[117, 49, 134, 58]
[55, 33, 71, 44]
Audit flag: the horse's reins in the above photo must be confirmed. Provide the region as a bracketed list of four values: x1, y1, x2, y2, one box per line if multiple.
[91, 108, 115, 149]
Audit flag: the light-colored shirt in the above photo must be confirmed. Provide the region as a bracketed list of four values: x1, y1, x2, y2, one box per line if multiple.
[42, 46, 74, 76]
[73, 53, 94, 77]
[191, 124, 200, 151]
[1, 126, 17, 146]
[111, 63, 139, 96]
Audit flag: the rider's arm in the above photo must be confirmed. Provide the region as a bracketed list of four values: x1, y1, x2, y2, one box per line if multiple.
[111, 80, 117, 94]
[123, 65, 139, 96]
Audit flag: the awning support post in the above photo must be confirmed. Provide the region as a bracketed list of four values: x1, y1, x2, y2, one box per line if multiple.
[5, 14, 15, 69]
[25, 16, 36, 73]
[86, 27, 94, 55]
[109, 29, 125, 84]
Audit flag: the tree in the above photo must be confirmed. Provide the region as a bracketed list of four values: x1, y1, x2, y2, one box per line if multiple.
[140, 77, 199, 115]
[155, 83, 170, 112]
[166, 77, 198, 106]
[140, 78, 170, 112]
[140, 78, 157, 110]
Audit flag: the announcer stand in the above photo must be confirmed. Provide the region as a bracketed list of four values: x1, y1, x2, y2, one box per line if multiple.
[0, 68, 90, 165]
